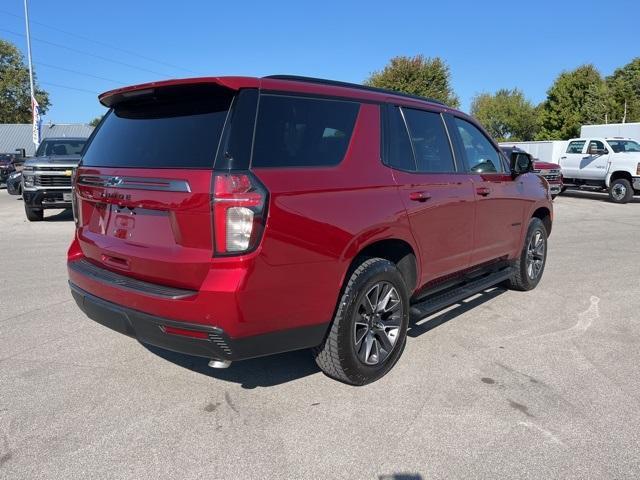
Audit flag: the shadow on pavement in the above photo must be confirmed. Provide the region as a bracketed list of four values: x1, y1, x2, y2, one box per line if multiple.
[560, 190, 640, 203]
[379, 474, 423, 480]
[45, 208, 74, 221]
[143, 344, 321, 389]
[408, 287, 506, 338]
[145, 287, 507, 387]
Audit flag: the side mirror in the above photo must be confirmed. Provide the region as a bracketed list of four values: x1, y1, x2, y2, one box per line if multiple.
[510, 152, 532, 176]
[588, 147, 607, 155]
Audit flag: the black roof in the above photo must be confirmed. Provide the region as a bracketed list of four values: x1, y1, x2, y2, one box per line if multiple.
[264, 75, 447, 106]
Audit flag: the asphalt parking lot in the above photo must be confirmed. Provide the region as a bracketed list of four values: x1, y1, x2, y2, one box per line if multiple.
[1, 190, 639, 480]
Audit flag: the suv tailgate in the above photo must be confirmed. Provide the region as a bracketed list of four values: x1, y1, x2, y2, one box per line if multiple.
[74, 82, 235, 290]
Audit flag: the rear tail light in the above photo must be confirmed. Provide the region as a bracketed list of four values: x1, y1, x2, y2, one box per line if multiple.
[71, 168, 79, 225]
[212, 172, 267, 255]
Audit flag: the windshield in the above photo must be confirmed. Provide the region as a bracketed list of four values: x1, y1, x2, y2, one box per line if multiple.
[607, 140, 640, 153]
[35, 139, 87, 157]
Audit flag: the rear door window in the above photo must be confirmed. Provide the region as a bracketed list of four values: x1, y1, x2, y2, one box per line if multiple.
[403, 108, 455, 173]
[251, 95, 360, 168]
[566, 140, 586, 154]
[82, 85, 233, 169]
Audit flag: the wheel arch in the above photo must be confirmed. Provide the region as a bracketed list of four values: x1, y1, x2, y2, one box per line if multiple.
[531, 206, 552, 236]
[606, 170, 633, 187]
[341, 238, 419, 294]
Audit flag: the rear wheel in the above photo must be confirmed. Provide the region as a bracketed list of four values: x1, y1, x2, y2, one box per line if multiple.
[313, 258, 409, 385]
[609, 178, 633, 204]
[25, 204, 44, 222]
[505, 217, 547, 291]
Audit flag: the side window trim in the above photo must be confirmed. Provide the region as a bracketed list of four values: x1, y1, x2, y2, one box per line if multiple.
[397, 106, 419, 171]
[439, 112, 459, 172]
[443, 113, 470, 172]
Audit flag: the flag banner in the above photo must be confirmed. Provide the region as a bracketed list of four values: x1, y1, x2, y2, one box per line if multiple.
[32, 95, 41, 146]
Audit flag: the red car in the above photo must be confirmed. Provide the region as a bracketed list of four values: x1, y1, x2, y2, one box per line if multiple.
[68, 75, 552, 385]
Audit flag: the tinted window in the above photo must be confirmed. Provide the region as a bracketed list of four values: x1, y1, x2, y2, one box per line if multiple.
[403, 109, 455, 173]
[587, 140, 606, 154]
[385, 106, 415, 171]
[36, 139, 86, 156]
[82, 86, 232, 168]
[607, 139, 640, 153]
[454, 117, 503, 173]
[566, 140, 586, 154]
[252, 95, 359, 168]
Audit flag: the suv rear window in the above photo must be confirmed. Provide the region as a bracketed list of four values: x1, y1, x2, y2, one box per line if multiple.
[82, 85, 233, 169]
[251, 95, 360, 168]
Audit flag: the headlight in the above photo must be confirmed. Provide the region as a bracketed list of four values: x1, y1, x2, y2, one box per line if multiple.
[23, 174, 34, 187]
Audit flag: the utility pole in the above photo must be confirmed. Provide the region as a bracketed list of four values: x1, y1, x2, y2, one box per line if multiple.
[23, 0, 35, 105]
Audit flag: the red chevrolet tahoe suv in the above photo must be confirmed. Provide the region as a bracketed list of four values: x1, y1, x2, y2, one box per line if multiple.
[68, 75, 552, 385]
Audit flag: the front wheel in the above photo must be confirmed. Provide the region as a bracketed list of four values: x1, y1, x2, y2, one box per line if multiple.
[505, 217, 548, 291]
[313, 258, 409, 385]
[609, 178, 633, 204]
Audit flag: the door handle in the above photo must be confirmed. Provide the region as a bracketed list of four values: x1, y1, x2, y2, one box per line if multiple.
[409, 191, 431, 202]
[476, 187, 491, 196]
[560, 156, 567, 159]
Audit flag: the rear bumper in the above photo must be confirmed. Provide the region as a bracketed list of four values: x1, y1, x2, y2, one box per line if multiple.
[69, 282, 328, 362]
[23, 189, 72, 209]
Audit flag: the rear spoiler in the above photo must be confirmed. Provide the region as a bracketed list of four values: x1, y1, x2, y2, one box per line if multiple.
[99, 76, 260, 108]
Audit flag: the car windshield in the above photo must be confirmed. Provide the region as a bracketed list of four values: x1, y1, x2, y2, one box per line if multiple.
[607, 140, 640, 153]
[35, 139, 86, 157]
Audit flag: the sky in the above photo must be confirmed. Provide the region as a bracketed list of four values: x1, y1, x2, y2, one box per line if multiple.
[1, 0, 639, 124]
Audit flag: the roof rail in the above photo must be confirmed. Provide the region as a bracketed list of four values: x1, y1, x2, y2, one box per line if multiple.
[263, 75, 447, 106]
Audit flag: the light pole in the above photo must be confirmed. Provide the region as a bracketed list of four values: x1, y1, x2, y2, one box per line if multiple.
[23, 0, 39, 146]
[23, 0, 35, 106]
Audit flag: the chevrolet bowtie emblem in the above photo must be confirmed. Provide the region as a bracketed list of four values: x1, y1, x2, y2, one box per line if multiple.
[106, 176, 124, 187]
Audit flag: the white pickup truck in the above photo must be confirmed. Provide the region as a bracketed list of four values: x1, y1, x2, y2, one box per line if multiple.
[559, 137, 640, 203]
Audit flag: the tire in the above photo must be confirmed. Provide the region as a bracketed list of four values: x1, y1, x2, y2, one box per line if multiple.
[313, 258, 410, 385]
[25, 204, 44, 221]
[608, 178, 633, 204]
[505, 217, 547, 292]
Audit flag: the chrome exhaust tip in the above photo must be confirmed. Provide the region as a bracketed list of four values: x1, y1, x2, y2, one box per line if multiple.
[208, 359, 232, 369]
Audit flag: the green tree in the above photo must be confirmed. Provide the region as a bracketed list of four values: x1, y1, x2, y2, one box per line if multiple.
[470, 88, 539, 141]
[89, 115, 103, 127]
[581, 81, 616, 125]
[537, 64, 605, 140]
[365, 55, 460, 108]
[0, 39, 50, 123]
[606, 58, 640, 123]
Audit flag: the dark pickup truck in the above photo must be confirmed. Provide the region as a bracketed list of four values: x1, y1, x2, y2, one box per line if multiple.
[22, 137, 87, 221]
